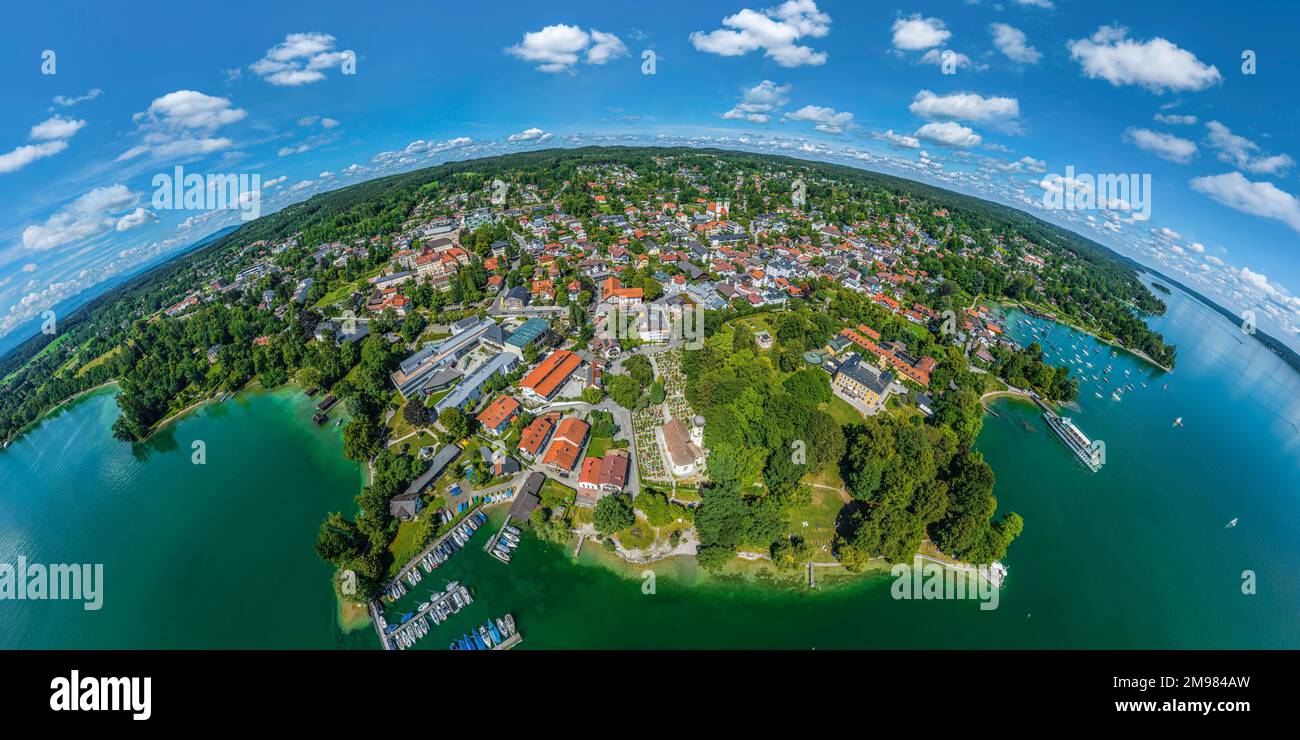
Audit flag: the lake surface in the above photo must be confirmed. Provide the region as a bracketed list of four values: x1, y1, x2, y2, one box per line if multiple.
[2, 275, 1297, 649]
[0, 387, 370, 649]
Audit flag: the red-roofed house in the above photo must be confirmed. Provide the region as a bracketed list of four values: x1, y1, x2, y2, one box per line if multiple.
[542, 416, 590, 474]
[475, 395, 520, 436]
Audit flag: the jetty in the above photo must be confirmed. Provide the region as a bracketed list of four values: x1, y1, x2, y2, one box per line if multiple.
[383, 581, 474, 650]
[389, 502, 487, 588]
[492, 632, 523, 650]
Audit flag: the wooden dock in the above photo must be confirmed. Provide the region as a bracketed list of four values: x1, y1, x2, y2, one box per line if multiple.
[386, 582, 471, 645]
[369, 599, 393, 651]
[492, 632, 523, 650]
[389, 502, 487, 588]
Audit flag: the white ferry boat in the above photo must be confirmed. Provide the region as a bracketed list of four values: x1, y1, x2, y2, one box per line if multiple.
[1044, 413, 1103, 472]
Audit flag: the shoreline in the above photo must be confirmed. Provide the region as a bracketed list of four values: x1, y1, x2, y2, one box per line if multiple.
[1000, 301, 1174, 373]
[1, 380, 120, 449]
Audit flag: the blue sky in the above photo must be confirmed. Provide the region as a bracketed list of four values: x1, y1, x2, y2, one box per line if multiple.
[3, 0, 1299, 350]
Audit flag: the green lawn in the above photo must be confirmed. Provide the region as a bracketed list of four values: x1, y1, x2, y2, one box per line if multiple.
[585, 435, 616, 459]
[540, 479, 576, 508]
[821, 396, 863, 426]
[785, 485, 844, 558]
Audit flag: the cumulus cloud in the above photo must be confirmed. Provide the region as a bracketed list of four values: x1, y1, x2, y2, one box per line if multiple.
[250, 32, 353, 86]
[22, 184, 138, 251]
[29, 115, 86, 141]
[506, 24, 628, 73]
[914, 121, 981, 148]
[371, 136, 473, 164]
[990, 23, 1041, 64]
[1123, 127, 1198, 163]
[691, 0, 832, 67]
[909, 90, 1020, 125]
[875, 129, 921, 149]
[1204, 121, 1294, 175]
[891, 14, 949, 51]
[0, 113, 87, 173]
[118, 90, 245, 161]
[115, 207, 157, 231]
[1190, 171, 1300, 233]
[507, 127, 552, 142]
[784, 104, 853, 133]
[918, 48, 974, 70]
[722, 80, 791, 123]
[1068, 26, 1221, 93]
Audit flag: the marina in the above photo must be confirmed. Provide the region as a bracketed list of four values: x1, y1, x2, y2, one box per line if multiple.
[385, 505, 488, 599]
[376, 580, 476, 650]
[484, 519, 522, 564]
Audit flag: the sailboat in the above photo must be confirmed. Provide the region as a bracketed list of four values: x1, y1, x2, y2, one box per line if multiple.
[1172, 417, 1183, 427]
[1225, 518, 1238, 529]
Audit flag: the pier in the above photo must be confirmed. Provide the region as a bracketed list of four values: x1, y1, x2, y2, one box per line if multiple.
[368, 599, 392, 651]
[384, 582, 472, 647]
[492, 632, 523, 650]
[388, 502, 487, 588]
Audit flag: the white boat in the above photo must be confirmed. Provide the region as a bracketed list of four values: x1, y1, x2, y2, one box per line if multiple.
[1226, 518, 1238, 528]
[1173, 417, 1183, 427]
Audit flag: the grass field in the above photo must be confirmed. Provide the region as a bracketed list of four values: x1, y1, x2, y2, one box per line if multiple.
[820, 395, 863, 426]
[585, 435, 616, 459]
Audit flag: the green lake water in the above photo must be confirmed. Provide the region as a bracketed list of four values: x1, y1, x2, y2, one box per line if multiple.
[2, 275, 1298, 648]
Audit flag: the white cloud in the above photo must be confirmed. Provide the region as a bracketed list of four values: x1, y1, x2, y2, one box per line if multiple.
[22, 184, 138, 251]
[1123, 127, 1198, 163]
[115, 207, 156, 231]
[722, 80, 790, 123]
[371, 136, 473, 164]
[586, 30, 629, 65]
[909, 90, 1020, 124]
[1205, 121, 1294, 175]
[691, 0, 831, 67]
[990, 23, 1041, 64]
[0, 141, 69, 174]
[875, 129, 921, 149]
[0, 114, 86, 173]
[918, 48, 974, 70]
[784, 104, 853, 133]
[21, 263, 38, 273]
[29, 115, 86, 141]
[1014, 0, 1054, 7]
[914, 121, 981, 148]
[52, 88, 102, 107]
[251, 32, 352, 86]
[506, 25, 627, 73]
[119, 90, 245, 161]
[507, 127, 552, 142]
[135, 90, 246, 131]
[1190, 171, 1300, 233]
[1154, 113, 1197, 125]
[891, 14, 949, 51]
[1067, 26, 1222, 93]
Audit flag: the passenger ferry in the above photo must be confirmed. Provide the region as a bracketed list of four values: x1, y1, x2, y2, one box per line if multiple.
[1044, 413, 1103, 472]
